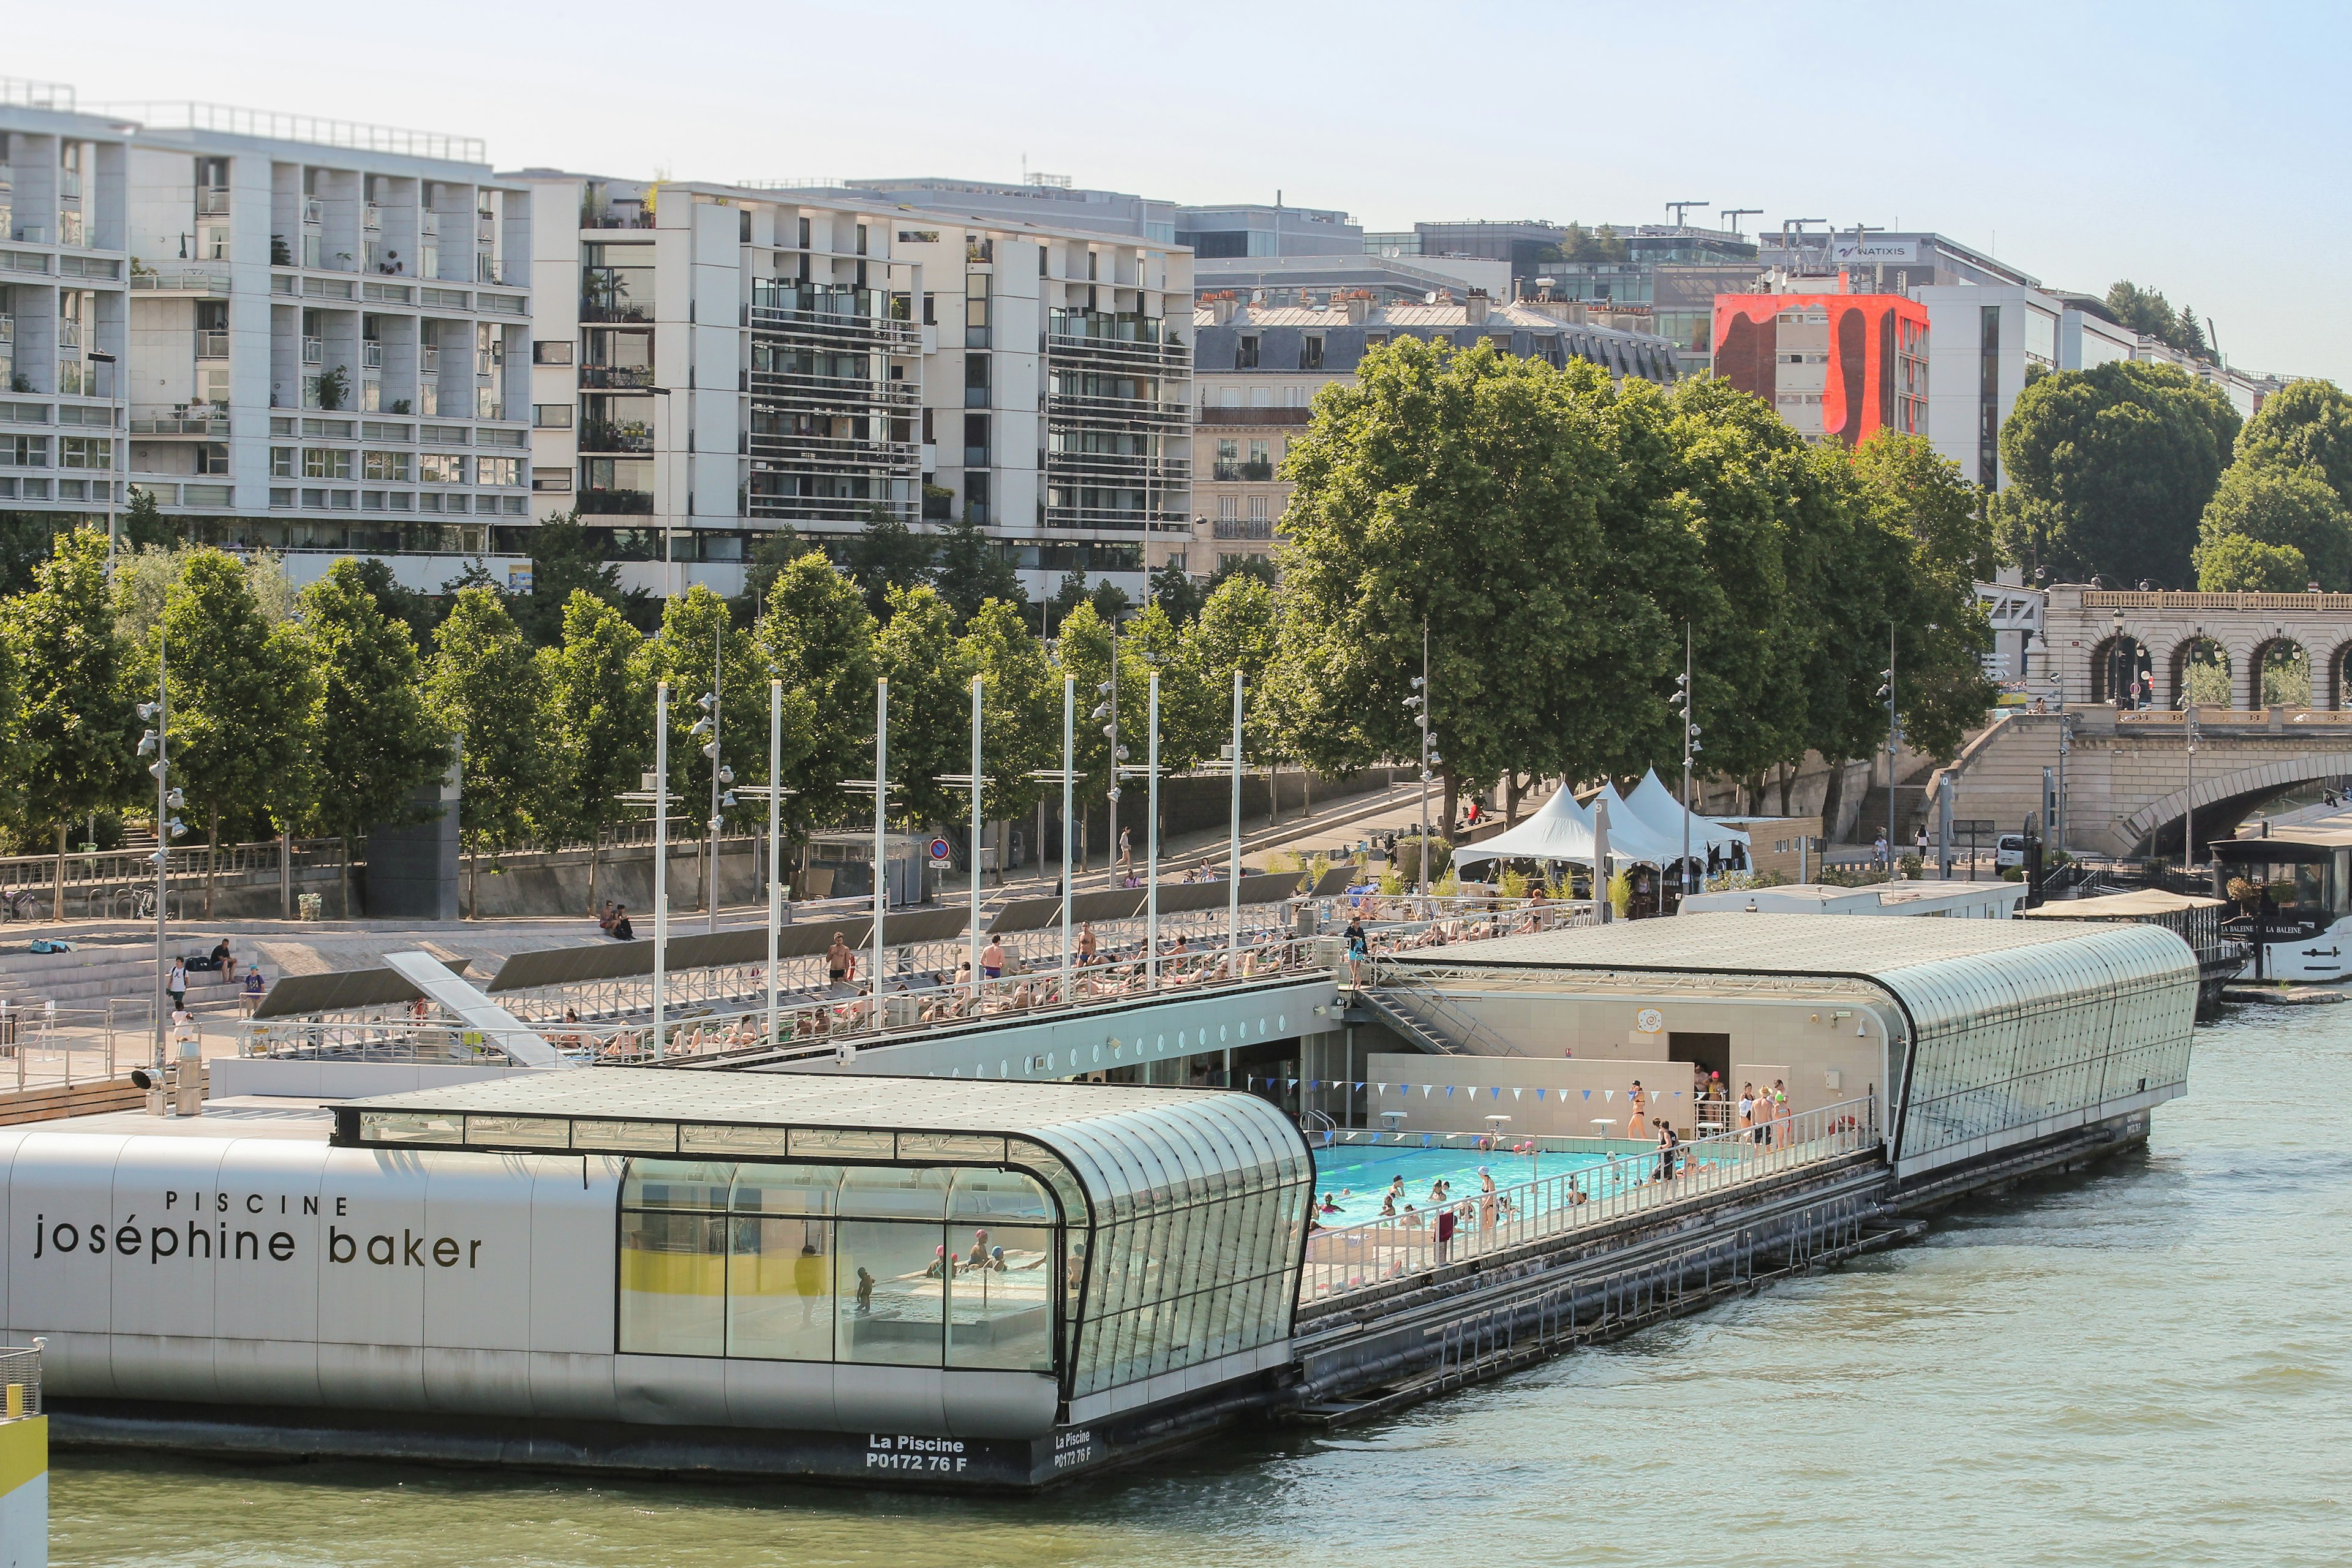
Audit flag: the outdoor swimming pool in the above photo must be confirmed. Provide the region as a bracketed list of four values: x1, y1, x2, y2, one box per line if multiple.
[1308, 1142, 1626, 1226]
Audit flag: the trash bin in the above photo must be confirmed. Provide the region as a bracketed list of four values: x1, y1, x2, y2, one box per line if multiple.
[298, 893, 324, 921]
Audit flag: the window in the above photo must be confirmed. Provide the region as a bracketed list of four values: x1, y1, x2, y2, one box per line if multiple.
[196, 443, 228, 477]
[616, 1159, 1057, 1373]
[301, 447, 351, 480]
[1, 435, 48, 468]
[533, 340, 574, 365]
[1300, 334, 1324, 371]
[533, 404, 573, 429]
[420, 453, 466, 485]
[921, 407, 935, 444]
[897, 230, 940, 244]
[964, 352, 990, 408]
[532, 467, 573, 492]
[1218, 495, 1237, 521]
[1248, 494, 1268, 523]
[477, 456, 521, 487]
[58, 436, 109, 471]
[270, 447, 295, 478]
[1236, 335, 1259, 369]
[364, 450, 412, 483]
[797, 217, 811, 250]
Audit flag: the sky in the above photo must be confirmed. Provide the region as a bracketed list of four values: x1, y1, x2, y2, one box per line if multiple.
[20, 0, 2351, 382]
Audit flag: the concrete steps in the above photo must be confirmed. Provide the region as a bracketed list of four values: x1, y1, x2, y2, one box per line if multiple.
[0, 943, 258, 1014]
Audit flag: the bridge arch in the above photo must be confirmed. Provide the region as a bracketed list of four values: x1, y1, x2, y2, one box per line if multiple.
[2250, 637, 2313, 709]
[2125, 750, 2352, 857]
[2167, 635, 2231, 709]
[2089, 634, 2154, 706]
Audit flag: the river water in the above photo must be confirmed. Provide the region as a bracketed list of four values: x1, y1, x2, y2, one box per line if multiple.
[49, 1001, 2352, 1568]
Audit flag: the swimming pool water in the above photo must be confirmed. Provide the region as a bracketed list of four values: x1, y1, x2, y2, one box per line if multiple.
[1309, 1144, 1619, 1225]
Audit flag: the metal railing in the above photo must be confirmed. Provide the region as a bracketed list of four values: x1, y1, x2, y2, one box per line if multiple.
[1297, 1095, 1880, 1302]
[0, 1344, 41, 1420]
[0, 998, 156, 1090]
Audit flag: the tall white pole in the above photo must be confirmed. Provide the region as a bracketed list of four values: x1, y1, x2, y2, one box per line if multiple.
[1419, 620, 1431, 897]
[1680, 622, 1692, 911]
[766, 679, 781, 1049]
[1228, 667, 1243, 954]
[873, 676, 888, 1033]
[653, 680, 669, 1059]
[1060, 676, 1074, 981]
[151, 627, 168, 1064]
[969, 673, 984, 994]
[707, 626, 721, 933]
[1147, 669, 1161, 989]
[1593, 793, 1612, 925]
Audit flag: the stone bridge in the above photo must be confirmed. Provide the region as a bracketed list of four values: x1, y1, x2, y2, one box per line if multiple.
[2036, 587, 2352, 707]
[1929, 706, 2352, 859]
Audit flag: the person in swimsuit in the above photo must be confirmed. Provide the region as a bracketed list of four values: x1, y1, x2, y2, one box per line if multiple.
[826, 933, 853, 987]
[981, 937, 1005, 981]
[1627, 1080, 1647, 1138]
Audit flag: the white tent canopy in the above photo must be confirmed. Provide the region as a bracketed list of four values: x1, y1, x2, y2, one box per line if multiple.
[1621, 771, 1752, 857]
[1452, 785, 1686, 871]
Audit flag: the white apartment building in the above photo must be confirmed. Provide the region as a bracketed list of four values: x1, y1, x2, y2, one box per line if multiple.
[1913, 283, 2137, 492]
[514, 172, 1192, 601]
[0, 81, 132, 523]
[1, 81, 537, 589]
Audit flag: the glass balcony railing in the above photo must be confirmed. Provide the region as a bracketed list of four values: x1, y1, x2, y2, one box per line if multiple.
[302, 198, 323, 224]
[194, 330, 228, 360]
[361, 341, 383, 369]
[301, 336, 323, 364]
[198, 187, 230, 216]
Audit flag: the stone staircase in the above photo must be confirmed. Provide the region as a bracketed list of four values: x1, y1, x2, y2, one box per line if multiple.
[0, 940, 257, 1018]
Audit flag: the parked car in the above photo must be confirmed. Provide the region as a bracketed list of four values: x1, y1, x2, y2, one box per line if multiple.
[1995, 834, 2028, 869]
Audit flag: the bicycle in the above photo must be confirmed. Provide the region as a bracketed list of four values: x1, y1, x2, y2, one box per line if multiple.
[0, 888, 39, 923]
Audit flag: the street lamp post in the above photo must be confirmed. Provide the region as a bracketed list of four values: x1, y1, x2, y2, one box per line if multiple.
[690, 626, 730, 933]
[1406, 622, 1440, 897]
[89, 349, 120, 577]
[653, 682, 670, 1057]
[726, 682, 796, 1049]
[1671, 623, 1701, 909]
[2182, 698, 2201, 875]
[933, 676, 990, 999]
[1227, 668, 1245, 954]
[137, 631, 185, 1066]
[1880, 626, 1899, 865]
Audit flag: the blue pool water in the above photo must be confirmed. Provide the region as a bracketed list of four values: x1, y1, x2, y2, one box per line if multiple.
[1309, 1143, 1621, 1225]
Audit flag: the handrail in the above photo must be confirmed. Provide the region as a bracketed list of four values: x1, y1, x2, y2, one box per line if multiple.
[1298, 1095, 1880, 1302]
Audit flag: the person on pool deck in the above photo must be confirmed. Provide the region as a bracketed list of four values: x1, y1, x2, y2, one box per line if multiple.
[1477, 1167, 1498, 1233]
[981, 937, 1005, 981]
[854, 1267, 876, 1314]
[1627, 1080, 1647, 1138]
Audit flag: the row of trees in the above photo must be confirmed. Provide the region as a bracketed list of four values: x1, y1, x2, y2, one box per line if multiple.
[0, 526, 1291, 891]
[1264, 338, 1997, 829]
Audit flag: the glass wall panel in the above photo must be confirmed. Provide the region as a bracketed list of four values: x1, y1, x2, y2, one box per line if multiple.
[948, 1221, 1055, 1371]
[726, 1164, 842, 1361]
[837, 1219, 947, 1365]
[619, 1208, 726, 1355]
[839, 1164, 951, 1219]
[624, 1159, 736, 1210]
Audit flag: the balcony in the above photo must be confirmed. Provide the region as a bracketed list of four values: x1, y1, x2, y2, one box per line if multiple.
[10, 225, 46, 244]
[0, 314, 10, 345]
[57, 323, 81, 350]
[575, 488, 652, 515]
[198, 187, 230, 216]
[420, 214, 443, 240]
[132, 268, 232, 295]
[361, 341, 383, 369]
[579, 364, 653, 390]
[194, 330, 228, 360]
[302, 198, 323, 225]
[578, 420, 654, 454]
[131, 405, 230, 437]
[363, 203, 382, 231]
[580, 295, 652, 325]
[1194, 405, 1312, 428]
[420, 345, 440, 373]
[583, 208, 655, 230]
[301, 336, 323, 364]
[1213, 518, 1276, 540]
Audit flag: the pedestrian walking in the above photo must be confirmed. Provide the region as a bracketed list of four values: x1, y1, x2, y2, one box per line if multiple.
[166, 958, 187, 1014]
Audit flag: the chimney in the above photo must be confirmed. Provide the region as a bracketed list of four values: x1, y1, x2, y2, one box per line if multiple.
[1202, 291, 1239, 326]
[1343, 290, 1372, 325]
[1464, 288, 1490, 325]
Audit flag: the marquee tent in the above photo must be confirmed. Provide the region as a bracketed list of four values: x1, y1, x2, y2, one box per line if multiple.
[1621, 770, 1752, 857]
[1451, 785, 1685, 871]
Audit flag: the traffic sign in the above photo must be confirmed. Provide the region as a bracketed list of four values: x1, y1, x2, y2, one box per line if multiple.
[929, 836, 952, 862]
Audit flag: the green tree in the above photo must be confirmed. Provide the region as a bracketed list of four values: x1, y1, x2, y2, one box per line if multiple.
[2194, 467, 2352, 590]
[1185, 574, 1281, 769]
[841, 508, 934, 620]
[928, 516, 1027, 625]
[1206, 555, 1279, 594]
[118, 486, 178, 555]
[344, 556, 438, 649]
[957, 598, 1057, 826]
[2103, 281, 2179, 344]
[0, 515, 67, 598]
[429, 588, 549, 904]
[755, 551, 879, 833]
[293, 560, 451, 914]
[536, 590, 652, 864]
[1045, 568, 1091, 635]
[2194, 533, 2310, 593]
[742, 524, 806, 608]
[1991, 360, 2241, 587]
[1147, 562, 1205, 624]
[513, 510, 647, 646]
[871, 583, 973, 830]
[159, 549, 320, 914]
[0, 529, 130, 907]
[646, 585, 768, 843]
[1270, 339, 1663, 825]
[2233, 380, 2352, 508]
[115, 542, 297, 649]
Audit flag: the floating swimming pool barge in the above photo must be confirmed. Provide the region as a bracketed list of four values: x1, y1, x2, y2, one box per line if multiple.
[8, 914, 2196, 1490]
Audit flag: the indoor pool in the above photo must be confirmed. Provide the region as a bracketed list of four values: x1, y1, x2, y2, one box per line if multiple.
[1308, 1142, 1626, 1225]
